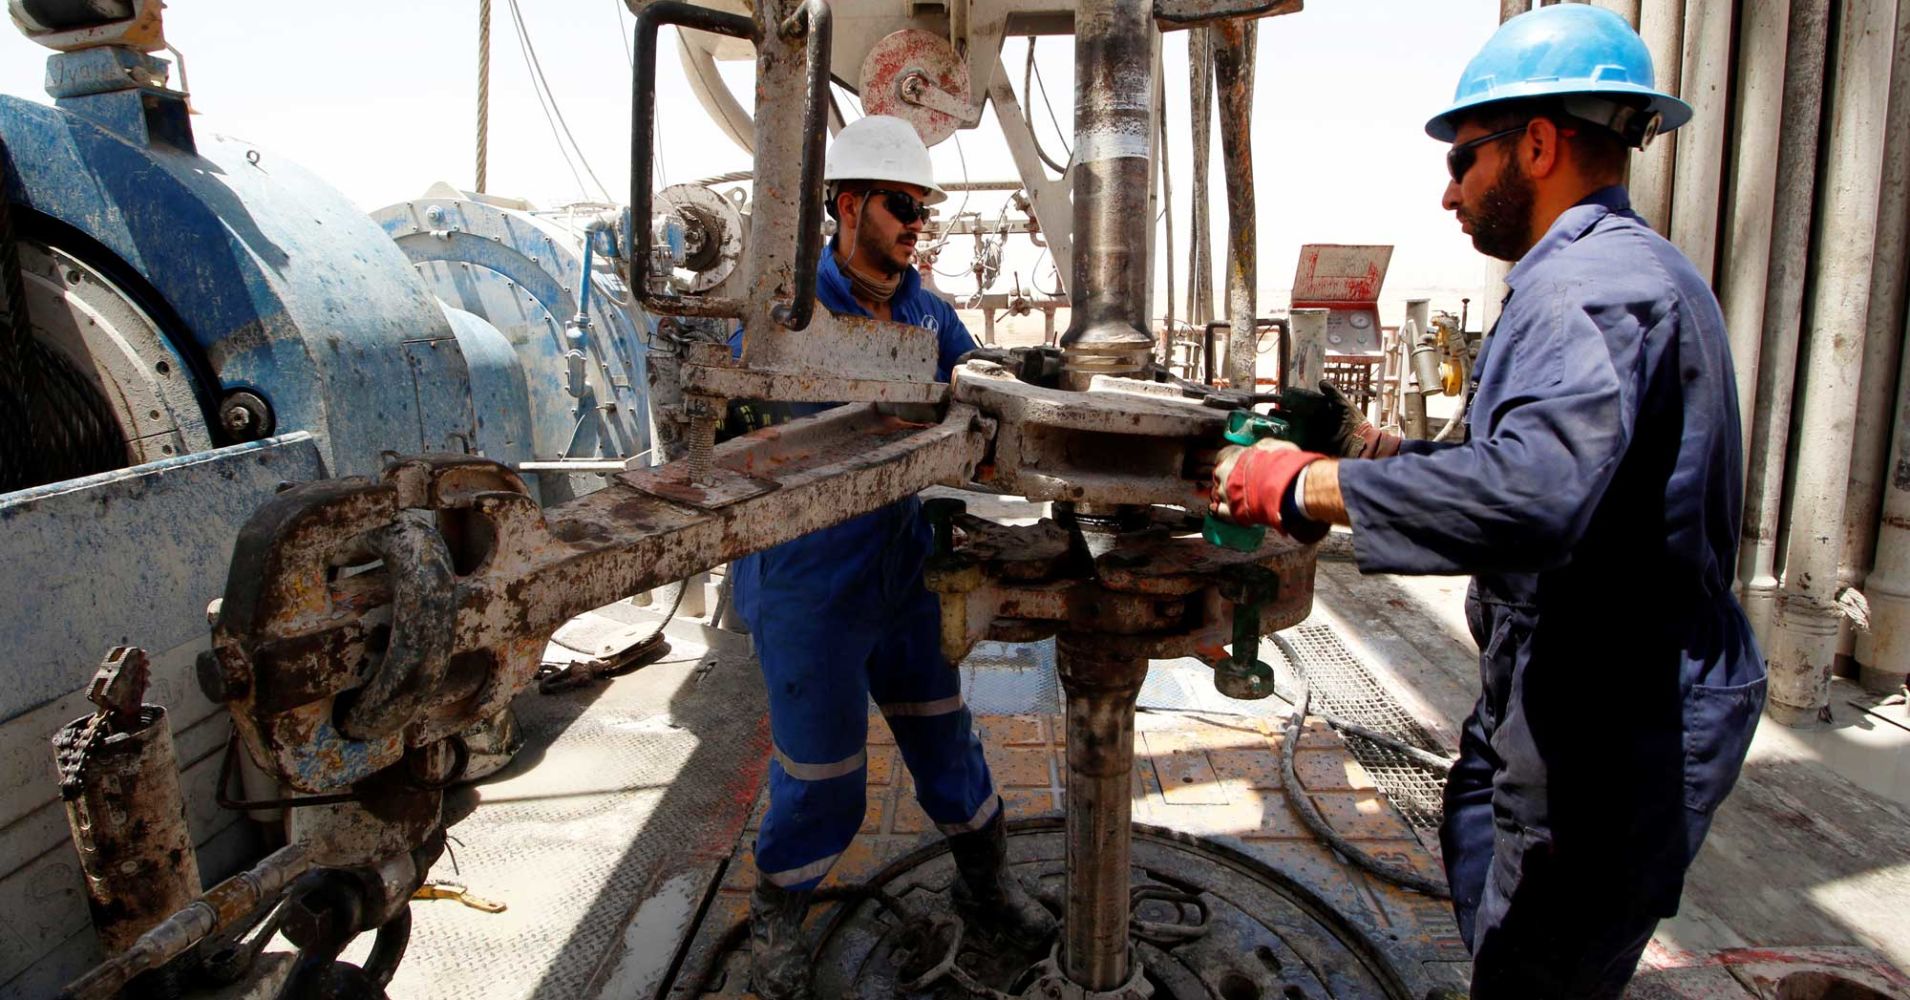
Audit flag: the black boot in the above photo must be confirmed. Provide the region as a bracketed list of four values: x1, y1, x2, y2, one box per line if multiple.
[749, 879, 815, 1000]
[947, 803, 1059, 941]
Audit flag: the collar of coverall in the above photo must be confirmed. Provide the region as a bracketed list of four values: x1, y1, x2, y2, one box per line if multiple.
[818, 243, 925, 319]
[1504, 184, 1635, 292]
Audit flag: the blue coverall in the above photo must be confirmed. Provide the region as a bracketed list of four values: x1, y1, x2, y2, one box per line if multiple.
[1336, 187, 1765, 998]
[730, 252, 996, 891]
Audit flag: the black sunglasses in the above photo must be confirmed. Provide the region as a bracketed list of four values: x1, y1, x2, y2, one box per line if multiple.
[1446, 124, 1529, 184]
[864, 187, 929, 226]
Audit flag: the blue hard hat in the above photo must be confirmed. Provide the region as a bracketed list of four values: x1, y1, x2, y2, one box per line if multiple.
[1426, 4, 1692, 147]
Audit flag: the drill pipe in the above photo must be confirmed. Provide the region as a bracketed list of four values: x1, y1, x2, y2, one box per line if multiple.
[1060, 0, 1158, 389]
[1054, 637, 1150, 989]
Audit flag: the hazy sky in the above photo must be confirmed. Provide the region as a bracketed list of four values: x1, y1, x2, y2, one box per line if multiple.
[0, 0, 1505, 327]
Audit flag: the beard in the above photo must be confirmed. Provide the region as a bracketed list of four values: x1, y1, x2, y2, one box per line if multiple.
[854, 215, 914, 277]
[1463, 154, 1537, 262]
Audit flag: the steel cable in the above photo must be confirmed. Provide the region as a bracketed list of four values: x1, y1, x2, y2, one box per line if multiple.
[0, 142, 127, 492]
[477, 0, 491, 193]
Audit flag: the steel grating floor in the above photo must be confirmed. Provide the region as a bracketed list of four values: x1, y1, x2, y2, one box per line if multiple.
[1268, 624, 1451, 834]
[962, 621, 1450, 835]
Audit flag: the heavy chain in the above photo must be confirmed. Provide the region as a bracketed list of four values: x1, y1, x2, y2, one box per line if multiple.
[53, 710, 110, 801]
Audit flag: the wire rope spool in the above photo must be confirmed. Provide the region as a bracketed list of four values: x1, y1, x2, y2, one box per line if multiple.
[857, 29, 974, 147]
[654, 183, 746, 296]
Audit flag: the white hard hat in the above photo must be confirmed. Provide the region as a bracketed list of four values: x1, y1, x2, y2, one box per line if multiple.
[823, 115, 947, 205]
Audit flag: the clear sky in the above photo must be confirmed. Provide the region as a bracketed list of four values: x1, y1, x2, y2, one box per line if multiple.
[0, 0, 1505, 328]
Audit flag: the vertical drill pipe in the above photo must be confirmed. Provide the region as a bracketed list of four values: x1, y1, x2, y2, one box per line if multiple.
[1476, 1, 1527, 335]
[1158, 70, 1176, 367]
[1187, 28, 1214, 331]
[54, 706, 200, 955]
[1857, 308, 1910, 690]
[1061, 0, 1158, 389]
[628, 2, 756, 318]
[1053, 638, 1149, 990]
[1715, 0, 1790, 470]
[1213, 17, 1258, 391]
[1665, 0, 1733, 280]
[1766, 0, 1897, 726]
[1739, 0, 1830, 640]
[1630, 0, 1683, 234]
[1840, 2, 1910, 682]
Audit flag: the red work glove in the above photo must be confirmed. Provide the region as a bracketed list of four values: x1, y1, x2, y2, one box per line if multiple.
[1211, 439, 1329, 540]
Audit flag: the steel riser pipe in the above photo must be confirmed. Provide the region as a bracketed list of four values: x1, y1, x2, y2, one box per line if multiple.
[1054, 638, 1149, 991]
[1214, 18, 1257, 391]
[1739, 0, 1831, 641]
[1856, 307, 1910, 690]
[1766, 0, 1896, 725]
[1061, 0, 1156, 389]
[1716, 0, 1789, 472]
[1838, 2, 1910, 678]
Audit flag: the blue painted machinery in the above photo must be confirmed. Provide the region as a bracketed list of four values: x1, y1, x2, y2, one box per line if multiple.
[0, 8, 659, 993]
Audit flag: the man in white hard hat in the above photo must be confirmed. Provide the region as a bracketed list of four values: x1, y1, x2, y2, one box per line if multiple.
[725, 115, 1057, 1000]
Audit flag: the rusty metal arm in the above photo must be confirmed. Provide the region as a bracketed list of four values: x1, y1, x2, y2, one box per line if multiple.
[210, 404, 994, 792]
[630, 0, 757, 318]
[58, 843, 315, 1000]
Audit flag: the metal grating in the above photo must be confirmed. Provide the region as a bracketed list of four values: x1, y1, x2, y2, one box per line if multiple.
[1268, 623, 1449, 834]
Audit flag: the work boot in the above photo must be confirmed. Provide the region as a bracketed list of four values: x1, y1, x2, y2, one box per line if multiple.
[947, 804, 1059, 942]
[748, 879, 815, 1000]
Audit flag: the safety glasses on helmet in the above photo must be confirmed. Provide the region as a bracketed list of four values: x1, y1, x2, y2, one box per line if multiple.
[1445, 124, 1528, 184]
[865, 188, 929, 226]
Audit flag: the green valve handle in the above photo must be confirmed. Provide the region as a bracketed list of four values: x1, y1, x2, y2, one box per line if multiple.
[1203, 410, 1293, 551]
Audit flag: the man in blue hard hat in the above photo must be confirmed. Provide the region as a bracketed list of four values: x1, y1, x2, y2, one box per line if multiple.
[726, 114, 1057, 1000]
[1211, 6, 1764, 997]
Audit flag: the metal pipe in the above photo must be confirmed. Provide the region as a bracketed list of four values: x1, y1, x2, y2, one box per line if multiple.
[60, 843, 314, 1000]
[54, 705, 200, 956]
[629, 1, 756, 319]
[1839, 2, 1910, 684]
[1059, 0, 1157, 389]
[1715, 0, 1789, 470]
[1213, 17, 1258, 391]
[765, 0, 832, 332]
[1857, 307, 1910, 692]
[1397, 302, 1429, 439]
[1766, 0, 1897, 727]
[1739, 0, 1831, 640]
[1630, 0, 1683, 233]
[1158, 68, 1176, 364]
[1289, 308, 1328, 391]
[1053, 637, 1149, 991]
[1587, 0, 1639, 24]
[1186, 27, 1214, 332]
[1666, 0, 1732, 280]
[1476, 1, 1528, 336]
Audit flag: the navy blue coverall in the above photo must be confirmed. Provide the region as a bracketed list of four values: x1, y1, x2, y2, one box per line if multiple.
[1336, 187, 1765, 998]
[729, 252, 995, 891]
